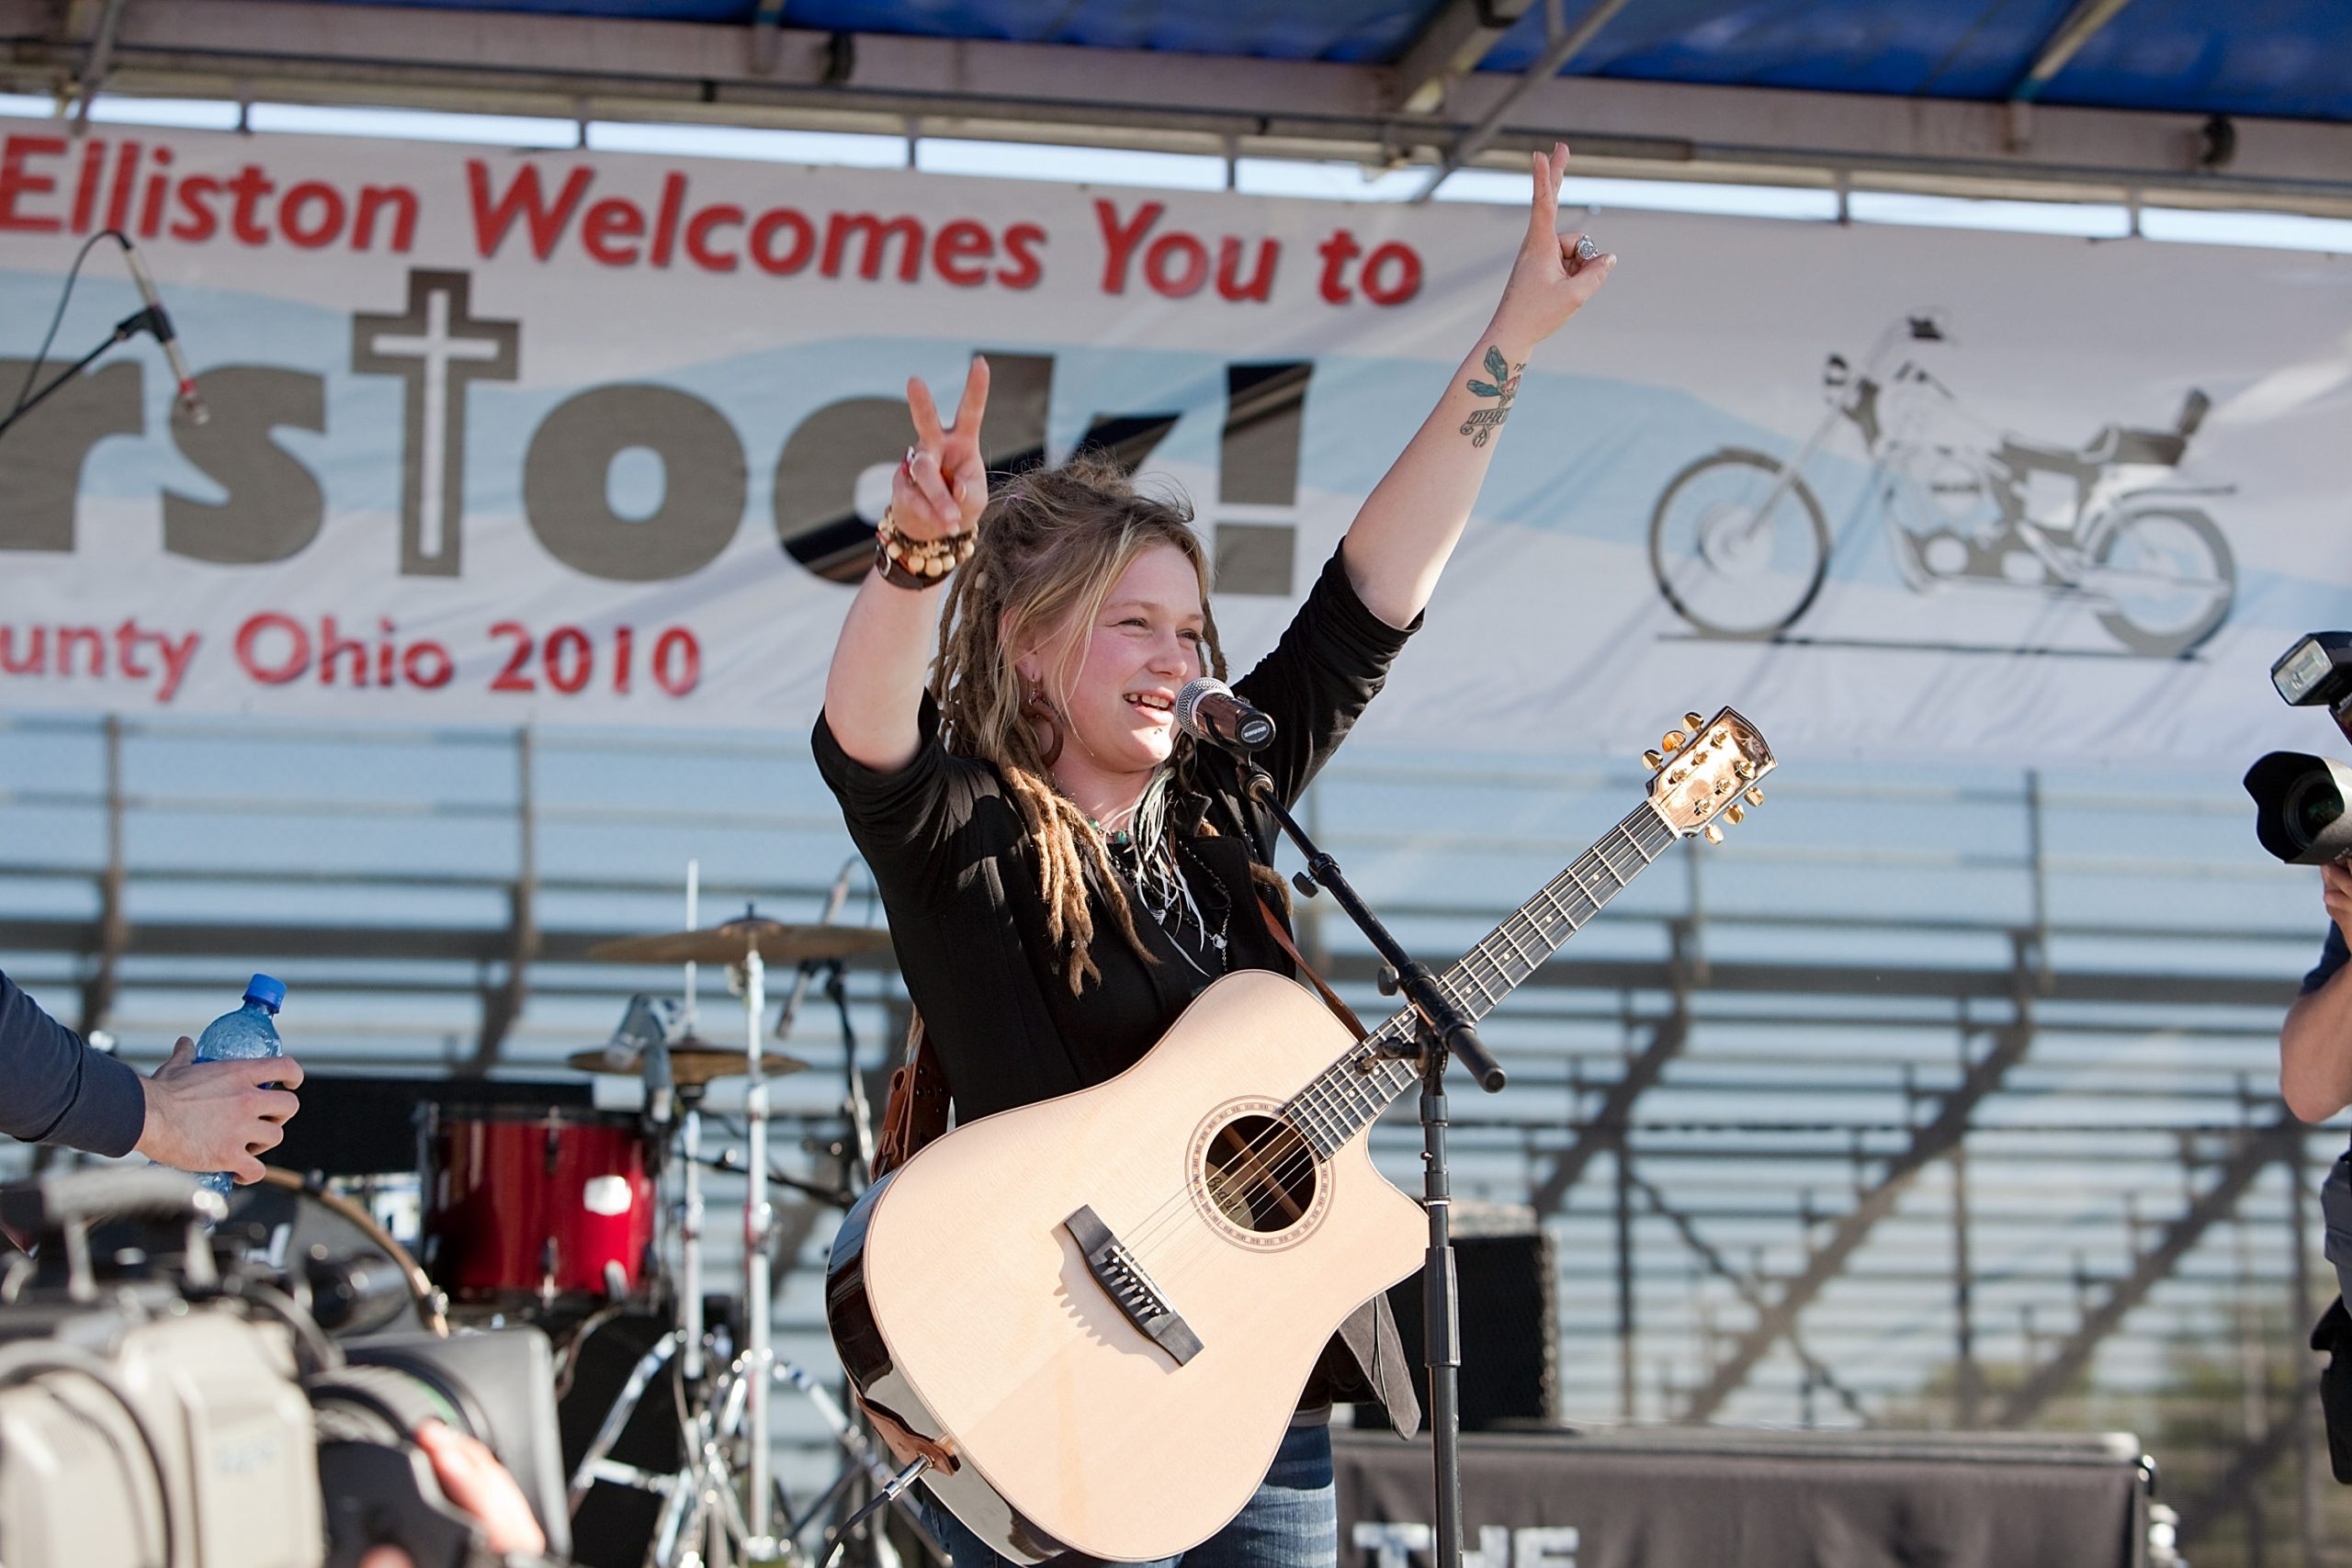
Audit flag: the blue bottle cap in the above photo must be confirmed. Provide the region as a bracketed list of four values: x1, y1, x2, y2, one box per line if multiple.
[243, 974, 287, 1013]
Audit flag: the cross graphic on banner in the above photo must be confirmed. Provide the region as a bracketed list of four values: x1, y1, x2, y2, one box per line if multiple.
[352, 268, 519, 577]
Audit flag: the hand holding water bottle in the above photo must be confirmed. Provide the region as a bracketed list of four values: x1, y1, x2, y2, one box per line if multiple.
[134, 973, 304, 1189]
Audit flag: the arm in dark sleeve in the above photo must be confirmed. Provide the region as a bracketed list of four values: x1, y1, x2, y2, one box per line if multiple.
[1232, 544, 1421, 808]
[0, 970, 146, 1156]
[813, 694, 1002, 913]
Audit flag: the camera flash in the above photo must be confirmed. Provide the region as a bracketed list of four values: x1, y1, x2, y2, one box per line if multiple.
[2276, 636, 2335, 705]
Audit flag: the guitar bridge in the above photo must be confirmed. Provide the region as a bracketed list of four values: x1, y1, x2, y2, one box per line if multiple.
[1063, 1204, 1204, 1367]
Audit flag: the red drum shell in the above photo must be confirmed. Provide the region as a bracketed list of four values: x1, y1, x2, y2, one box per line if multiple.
[423, 1107, 655, 1305]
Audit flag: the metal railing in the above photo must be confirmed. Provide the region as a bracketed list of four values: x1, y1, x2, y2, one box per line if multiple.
[2, 711, 2338, 1561]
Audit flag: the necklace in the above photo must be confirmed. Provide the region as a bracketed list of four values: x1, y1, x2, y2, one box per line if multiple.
[1080, 769, 1231, 978]
[1105, 826, 1230, 978]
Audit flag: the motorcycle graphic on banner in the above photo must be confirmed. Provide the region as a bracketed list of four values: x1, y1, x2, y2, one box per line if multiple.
[1646, 313, 2237, 658]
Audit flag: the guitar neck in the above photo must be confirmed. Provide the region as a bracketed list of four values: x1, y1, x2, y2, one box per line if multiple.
[1285, 800, 1680, 1155]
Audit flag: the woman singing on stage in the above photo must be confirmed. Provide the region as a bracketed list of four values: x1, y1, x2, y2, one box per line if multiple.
[816, 145, 1613, 1567]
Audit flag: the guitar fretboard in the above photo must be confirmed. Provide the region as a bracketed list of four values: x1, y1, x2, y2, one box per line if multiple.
[1281, 800, 1681, 1157]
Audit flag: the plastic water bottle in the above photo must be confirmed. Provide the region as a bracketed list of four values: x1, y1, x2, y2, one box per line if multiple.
[190, 974, 288, 1199]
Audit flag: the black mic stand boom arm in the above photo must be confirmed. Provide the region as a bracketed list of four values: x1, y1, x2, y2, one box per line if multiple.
[0, 305, 171, 443]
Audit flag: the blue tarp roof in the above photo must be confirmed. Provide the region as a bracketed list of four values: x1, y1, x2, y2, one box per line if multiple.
[290, 0, 2352, 123]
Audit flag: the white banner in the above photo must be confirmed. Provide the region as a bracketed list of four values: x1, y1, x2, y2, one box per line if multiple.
[1, 119, 2347, 765]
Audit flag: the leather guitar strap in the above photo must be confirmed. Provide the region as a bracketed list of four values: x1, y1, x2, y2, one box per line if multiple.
[871, 1008, 950, 1179]
[1255, 896, 1370, 1043]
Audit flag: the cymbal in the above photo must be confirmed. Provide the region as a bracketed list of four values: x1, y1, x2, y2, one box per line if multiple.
[567, 1039, 814, 1089]
[585, 919, 892, 966]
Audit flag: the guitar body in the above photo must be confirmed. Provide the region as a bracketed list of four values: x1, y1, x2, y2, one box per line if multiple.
[824, 970, 1425, 1562]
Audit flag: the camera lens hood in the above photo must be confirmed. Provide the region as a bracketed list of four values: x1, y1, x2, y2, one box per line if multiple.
[2245, 750, 2352, 864]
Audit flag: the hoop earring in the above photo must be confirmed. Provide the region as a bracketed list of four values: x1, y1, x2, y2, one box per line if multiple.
[1021, 672, 1064, 769]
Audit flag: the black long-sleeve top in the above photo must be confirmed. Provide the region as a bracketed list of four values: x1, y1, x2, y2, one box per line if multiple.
[815, 547, 1414, 1122]
[814, 547, 1424, 1433]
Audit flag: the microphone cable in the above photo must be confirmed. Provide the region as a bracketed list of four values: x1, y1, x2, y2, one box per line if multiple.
[8, 226, 125, 422]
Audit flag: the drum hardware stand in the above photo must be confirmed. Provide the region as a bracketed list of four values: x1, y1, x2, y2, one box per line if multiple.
[731, 914, 781, 1560]
[572, 1329, 936, 1568]
[574, 886, 907, 1568]
[682, 861, 707, 1385]
[1238, 763, 1506, 1568]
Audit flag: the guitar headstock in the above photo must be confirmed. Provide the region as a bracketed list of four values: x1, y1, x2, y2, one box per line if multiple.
[1641, 707, 1775, 843]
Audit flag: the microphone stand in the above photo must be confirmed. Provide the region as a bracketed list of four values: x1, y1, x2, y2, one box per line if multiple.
[1237, 761, 1504, 1568]
[0, 306, 170, 441]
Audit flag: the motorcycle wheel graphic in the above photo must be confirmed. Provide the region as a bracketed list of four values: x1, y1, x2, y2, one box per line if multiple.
[2086, 506, 2235, 658]
[1648, 447, 1830, 637]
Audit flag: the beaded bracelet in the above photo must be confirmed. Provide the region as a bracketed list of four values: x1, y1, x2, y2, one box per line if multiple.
[873, 508, 975, 592]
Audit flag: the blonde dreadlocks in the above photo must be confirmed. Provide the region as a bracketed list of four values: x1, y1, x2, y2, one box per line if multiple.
[928, 454, 1230, 992]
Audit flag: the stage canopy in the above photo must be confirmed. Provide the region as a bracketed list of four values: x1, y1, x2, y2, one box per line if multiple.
[5, 0, 2349, 215]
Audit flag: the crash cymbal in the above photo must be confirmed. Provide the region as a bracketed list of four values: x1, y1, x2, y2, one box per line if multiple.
[585, 918, 892, 966]
[567, 1039, 813, 1089]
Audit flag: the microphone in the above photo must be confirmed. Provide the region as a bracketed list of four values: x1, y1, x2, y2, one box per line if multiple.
[117, 240, 208, 425]
[607, 994, 681, 1122]
[643, 1032, 674, 1126]
[1173, 677, 1276, 752]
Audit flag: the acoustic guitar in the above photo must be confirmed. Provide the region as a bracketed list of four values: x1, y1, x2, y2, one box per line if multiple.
[826, 708, 1774, 1562]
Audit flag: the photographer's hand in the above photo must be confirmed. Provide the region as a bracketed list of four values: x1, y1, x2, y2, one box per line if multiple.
[133, 1039, 303, 1182]
[414, 1420, 547, 1557]
[2324, 861, 2352, 950]
[356, 1420, 548, 1568]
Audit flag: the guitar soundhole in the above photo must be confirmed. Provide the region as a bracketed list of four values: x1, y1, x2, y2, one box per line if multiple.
[1201, 1115, 1318, 1235]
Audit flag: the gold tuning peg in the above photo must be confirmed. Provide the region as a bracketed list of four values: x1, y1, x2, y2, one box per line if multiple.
[1661, 729, 1687, 753]
[1683, 711, 1704, 731]
[1724, 804, 1745, 825]
[1643, 749, 1665, 770]
[1734, 758, 1757, 780]
[1702, 823, 1724, 844]
[1744, 785, 1765, 807]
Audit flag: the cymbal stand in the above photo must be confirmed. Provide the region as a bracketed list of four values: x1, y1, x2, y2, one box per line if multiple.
[740, 931, 777, 1557]
[646, 1349, 754, 1568]
[678, 1083, 707, 1386]
[584, 1335, 934, 1568]
[682, 861, 705, 1382]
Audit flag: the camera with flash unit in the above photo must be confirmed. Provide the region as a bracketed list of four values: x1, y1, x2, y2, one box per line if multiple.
[0, 1168, 571, 1568]
[2245, 633, 2352, 865]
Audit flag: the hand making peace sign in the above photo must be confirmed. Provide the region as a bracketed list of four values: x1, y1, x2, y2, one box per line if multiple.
[893, 355, 993, 544]
[1492, 142, 1615, 345]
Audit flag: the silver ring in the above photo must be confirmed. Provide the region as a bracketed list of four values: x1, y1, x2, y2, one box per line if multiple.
[905, 445, 920, 467]
[1574, 234, 1600, 265]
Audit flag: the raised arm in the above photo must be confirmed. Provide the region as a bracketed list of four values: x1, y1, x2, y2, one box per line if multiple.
[821, 358, 992, 772]
[1340, 142, 1615, 629]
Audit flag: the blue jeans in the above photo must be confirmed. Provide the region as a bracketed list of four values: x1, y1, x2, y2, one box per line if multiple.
[918, 1421, 1337, 1568]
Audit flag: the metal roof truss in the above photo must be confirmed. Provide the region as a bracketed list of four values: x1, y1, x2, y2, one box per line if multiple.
[2, 0, 2348, 216]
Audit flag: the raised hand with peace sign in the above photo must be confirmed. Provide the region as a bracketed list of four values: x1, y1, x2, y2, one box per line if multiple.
[1491, 141, 1615, 347]
[891, 355, 993, 545]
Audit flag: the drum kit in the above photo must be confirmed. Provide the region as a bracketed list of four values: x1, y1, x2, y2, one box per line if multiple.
[322, 897, 925, 1568]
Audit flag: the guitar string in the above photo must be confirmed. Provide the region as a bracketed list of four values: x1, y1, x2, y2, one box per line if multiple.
[1125, 912, 1539, 1283]
[1143, 805, 1682, 1287]
[1109, 812, 1676, 1283]
[1112, 812, 1672, 1273]
[1109, 784, 1692, 1263]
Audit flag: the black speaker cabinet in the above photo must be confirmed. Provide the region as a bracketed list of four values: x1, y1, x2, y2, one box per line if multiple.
[1375, 1230, 1558, 1432]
